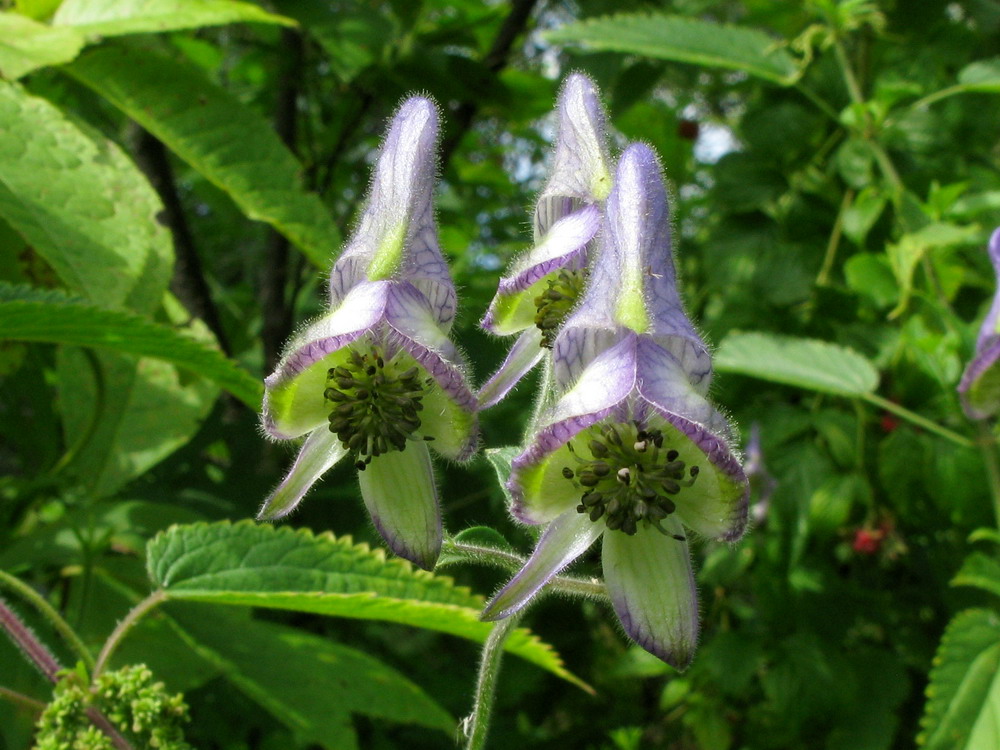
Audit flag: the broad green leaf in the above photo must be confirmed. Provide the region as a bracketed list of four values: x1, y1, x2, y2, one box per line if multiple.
[66, 43, 340, 270]
[58, 347, 218, 497]
[953, 553, 1000, 599]
[0, 12, 84, 79]
[14, 0, 63, 20]
[888, 222, 980, 317]
[715, 332, 879, 396]
[0, 282, 262, 409]
[546, 14, 799, 85]
[169, 606, 454, 749]
[956, 59, 1000, 92]
[146, 521, 590, 691]
[52, 0, 294, 36]
[919, 609, 1000, 749]
[0, 81, 172, 313]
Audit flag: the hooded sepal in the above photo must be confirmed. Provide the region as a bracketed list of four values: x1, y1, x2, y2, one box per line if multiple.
[328, 96, 456, 329]
[358, 440, 442, 570]
[602, 520, 699, 669]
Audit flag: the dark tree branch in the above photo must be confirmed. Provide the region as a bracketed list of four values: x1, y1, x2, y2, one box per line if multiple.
[440, 0, 541, 165]
[260, 28, 305, 372]
[126, 123, 231, 356]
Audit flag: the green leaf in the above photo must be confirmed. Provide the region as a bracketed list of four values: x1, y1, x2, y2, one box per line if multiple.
[0, 81, 172, 313]
[169, 605, 454, 749]
[58, 347, 218, 497]
[484, 445, 519, 508]
[146, 521, 590, 692]
[956, 59, 1000, 92]
[953, 553, 1000, 599]
[546, 14, 800, 85]
[887, 222, 980, 317]
[0, 282, 262, 409]
[66, 43, 340, 270]
[52, 0, 294, 36]
[0, 12, 84, 79]
[919, 609, 1000, 749]
[714, 332, 880, 396]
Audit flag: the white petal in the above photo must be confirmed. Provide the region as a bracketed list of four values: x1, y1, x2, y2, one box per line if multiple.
[359, 441, 441, 570]
[602, 520, 698, 669]
[482, 510, 602, 621]
[258, 429, 348, 520]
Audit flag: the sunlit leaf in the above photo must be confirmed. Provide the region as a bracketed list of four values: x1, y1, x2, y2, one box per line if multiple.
[715, 332, 879, 396]
[52, 0, 294, 36]
[0, 12, 84, 79]
[146, 521, 591, 692]
[546, 13, 800, 84]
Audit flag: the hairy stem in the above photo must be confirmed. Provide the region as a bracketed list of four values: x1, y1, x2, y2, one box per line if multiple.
[816, 189, 853, 286]
[462, 612, 523, 750]
[0, 570, 93, 671]
[92, 590, 166, 682]
[0, 596, 62, 682]
[442, 539, 607, 601]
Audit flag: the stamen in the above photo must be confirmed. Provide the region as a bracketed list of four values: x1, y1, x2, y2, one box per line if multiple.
[533, 268, 588, 348]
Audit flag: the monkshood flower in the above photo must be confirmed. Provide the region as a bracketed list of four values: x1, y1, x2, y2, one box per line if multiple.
[482, 144, 749, 668]
[477, 73, 613, 408]
[958, 227, 1000, 419]
[259, 97, 477, 570]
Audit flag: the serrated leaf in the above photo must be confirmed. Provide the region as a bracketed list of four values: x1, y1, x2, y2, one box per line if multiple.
[52, 0, 294, 36]
[0, 81, 172, 313]
[146, 521, 590, 692]
[546, 13, 799, 85]
[0, 12, 84, 79]
[953, 553, 1000, 599]
[0, 282, 262, 409]
[715, 332, 879, 396]
[66, 43, 339, 270]
[920, 609, 1000, 749]
[169, 605, 454, 749]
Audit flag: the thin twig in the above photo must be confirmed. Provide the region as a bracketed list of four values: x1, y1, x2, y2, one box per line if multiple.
[0, 596, 62, 682]
[461, 612, 524, 750]
[92, 590, 167, 682]
[0, 685, 46, 714]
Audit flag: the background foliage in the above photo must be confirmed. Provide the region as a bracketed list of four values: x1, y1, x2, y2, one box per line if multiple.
[2, 0, 1000, 748]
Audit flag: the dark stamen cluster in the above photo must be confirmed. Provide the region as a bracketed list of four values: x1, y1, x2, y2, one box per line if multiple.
[562, 423, 700, 538]
[533, 268, 587, 349]
[324, 346, 434, 471]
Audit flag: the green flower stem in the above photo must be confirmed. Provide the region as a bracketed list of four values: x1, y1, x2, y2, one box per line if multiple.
[92, 590, 166, 682]
[0, 569, 94, 671]
[861, 394, 974, 448]
[442, 539, 607, 601]
[462, 611, 524, 750]
[975, 423, 1000, 531]
[0, 685, 46, 713]
[816, 189, 853, 287]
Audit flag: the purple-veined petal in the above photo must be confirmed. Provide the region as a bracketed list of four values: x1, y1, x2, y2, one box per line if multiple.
[384, 283, 478, 460]
[258, 428, 348, 520]
[328, 97, 456, 326]
[959, 228, 1000, 419]
[536, 74, 612, 236]
[359, 440, 441, 571]
[478, 327, 546, 409]
[481, 205, 598, 336]
[643, 404, 749, 542]
[263, 282, 390, 439]
[482, 510, 602, 621]
[603, 520, 698, 669]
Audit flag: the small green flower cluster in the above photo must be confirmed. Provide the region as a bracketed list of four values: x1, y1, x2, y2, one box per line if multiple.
[34, 664, 191, 750]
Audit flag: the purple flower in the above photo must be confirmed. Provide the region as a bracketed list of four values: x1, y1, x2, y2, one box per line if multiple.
[258, 97, 477, 570]
[958, 227, 1000, 420]
[481, 144, 749, 668]
[477, 73, 612, 408]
